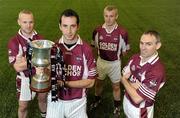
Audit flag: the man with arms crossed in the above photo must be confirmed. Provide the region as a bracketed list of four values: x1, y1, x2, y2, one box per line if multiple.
[121, 30, 166, 118]
[8, 10, 47, 118]
[45, 9, 96, 118]
[90, 5, 130, 117]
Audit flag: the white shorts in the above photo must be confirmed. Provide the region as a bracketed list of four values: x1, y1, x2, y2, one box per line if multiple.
[46, 93, 87, 118]
[97, 57, 121, 83]
[17, 72, 36, 101]
[123, 95, 154, 118]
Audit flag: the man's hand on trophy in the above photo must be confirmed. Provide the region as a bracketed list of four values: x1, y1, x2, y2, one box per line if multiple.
[57, 80, 66, 88]
[35, 66, 51, 77]
[35, 67, 44, 75]
[15, 54, 26, 64]
[44, 67, 51, 76]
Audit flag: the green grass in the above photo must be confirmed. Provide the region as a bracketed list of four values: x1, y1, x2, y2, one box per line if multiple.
[0, 0, 180, 117]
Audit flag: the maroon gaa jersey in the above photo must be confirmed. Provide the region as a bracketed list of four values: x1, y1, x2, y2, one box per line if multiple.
[123, 53, 166, 108]
[8, 30, 43, 77]
[92, 24, 129, 61]
[56, 36, 96, 100]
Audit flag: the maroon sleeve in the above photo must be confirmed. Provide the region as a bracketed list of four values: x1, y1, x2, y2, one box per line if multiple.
[91, 26, 101, 47]
[7, 37, 19, 64]
[83, 41, 97, 79]
[136, 62, 166, 102]
[119, 27, 130, 51]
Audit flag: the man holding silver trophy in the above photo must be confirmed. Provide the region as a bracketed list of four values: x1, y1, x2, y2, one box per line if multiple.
[8, 10, 47, 118]
[44, 9, 97, 118]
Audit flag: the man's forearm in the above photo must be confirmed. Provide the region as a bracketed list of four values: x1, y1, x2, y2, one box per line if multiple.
[65, 78, 95, 88]
[121, 77, 143, 104]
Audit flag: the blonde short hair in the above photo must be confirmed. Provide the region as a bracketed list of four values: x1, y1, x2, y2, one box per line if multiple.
[18, 9, 33, 19]
[104, 5, 118, 15]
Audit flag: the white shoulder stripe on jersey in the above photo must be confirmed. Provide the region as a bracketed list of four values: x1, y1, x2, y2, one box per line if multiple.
[139, 85, 156, 101]
[141, 84, 156, 95]
[139, 88, 155, 101]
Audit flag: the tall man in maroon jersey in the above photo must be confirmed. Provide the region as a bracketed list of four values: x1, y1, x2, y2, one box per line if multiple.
[121, 30, 166, 118]
[90, 5, 130, 117]
[7, 10, 47, 118]
[45, 9, 97, 118]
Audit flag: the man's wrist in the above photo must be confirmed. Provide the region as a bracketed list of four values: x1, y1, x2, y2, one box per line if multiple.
[64, 81, 68, 87]
[121, 76, 127, 84]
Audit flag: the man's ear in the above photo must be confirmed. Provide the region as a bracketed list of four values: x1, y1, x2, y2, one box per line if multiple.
[17, 19, 20, 26]
[116, 14, 119, 19]
[59, 23, 61, 30]
[156, 42, 161, 50]
[77, 24, 80, 30]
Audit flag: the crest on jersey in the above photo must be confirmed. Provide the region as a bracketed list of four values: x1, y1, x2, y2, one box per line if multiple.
[99, 35, 103, 40]
[149, 80, 157, 88]
[76, 56, 82, 61]
[131, 65, 136, 71]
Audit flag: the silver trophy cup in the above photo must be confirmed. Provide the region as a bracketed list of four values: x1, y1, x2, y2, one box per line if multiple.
[30, 40, 54, 92]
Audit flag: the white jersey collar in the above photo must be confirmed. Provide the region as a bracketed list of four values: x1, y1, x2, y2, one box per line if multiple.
[58, 35, 82, 50]
[59, 35, 82, 45]
[18, 29, 37, 42]
[140, 52, 159, 66]
[102, 23, 118, 34]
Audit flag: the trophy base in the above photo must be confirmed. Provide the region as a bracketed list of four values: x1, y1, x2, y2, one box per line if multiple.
[30, 79, 51, 93]
[30, 86, 50, 93]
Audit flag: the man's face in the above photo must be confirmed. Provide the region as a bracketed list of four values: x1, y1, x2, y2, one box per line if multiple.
[140, 34, 161, 59]
[18, 13, 34, 34]
[59, 16, 79, 41]
[104, 10, 118, 26]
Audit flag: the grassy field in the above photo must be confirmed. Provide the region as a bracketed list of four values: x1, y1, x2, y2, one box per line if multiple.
[0, 0, 180, 118]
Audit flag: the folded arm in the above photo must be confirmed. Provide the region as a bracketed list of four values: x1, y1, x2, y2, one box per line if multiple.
[121, 73, 143, 104]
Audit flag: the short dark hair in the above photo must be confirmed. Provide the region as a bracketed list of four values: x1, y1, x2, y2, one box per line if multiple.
[143, 30, 161, 43]
[59, 9, 79, 25]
